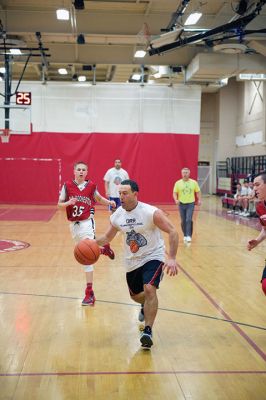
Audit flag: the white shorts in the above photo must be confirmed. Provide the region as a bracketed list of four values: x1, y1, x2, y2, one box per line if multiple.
[70, 219, 96, 271]
[70, 218, 96, 243]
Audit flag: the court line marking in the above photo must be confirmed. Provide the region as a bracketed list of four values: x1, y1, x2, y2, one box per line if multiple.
[0, 291, 265, 331]
[1, 370, 266, 377]
[179, 266, 266, 362]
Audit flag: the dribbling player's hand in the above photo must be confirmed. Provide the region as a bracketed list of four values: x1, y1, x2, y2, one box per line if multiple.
[247, 239, 258, 251]
[162, 259, 179, 276]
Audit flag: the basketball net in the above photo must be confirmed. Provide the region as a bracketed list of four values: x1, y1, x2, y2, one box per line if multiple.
[0, 128, 10, 143]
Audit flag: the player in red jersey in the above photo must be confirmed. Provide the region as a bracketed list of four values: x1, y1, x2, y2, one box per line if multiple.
[247, 171, 266, 295]
[58, 161, 116, 306]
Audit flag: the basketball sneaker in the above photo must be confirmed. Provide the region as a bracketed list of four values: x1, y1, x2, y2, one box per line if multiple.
[102, 244, 115, 260]
[140, 326, 153, 349]
[82, 290, 96, 306]
[138, 305, 145, 322]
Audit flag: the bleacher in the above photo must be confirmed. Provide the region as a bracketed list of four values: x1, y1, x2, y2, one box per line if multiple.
[217, 154, 266, 216]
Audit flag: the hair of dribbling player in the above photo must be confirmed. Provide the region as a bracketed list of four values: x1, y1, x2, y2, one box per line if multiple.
[120, 179, 139, 193]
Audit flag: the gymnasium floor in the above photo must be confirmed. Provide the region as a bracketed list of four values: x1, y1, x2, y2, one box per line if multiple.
[0, 196, 265, 400]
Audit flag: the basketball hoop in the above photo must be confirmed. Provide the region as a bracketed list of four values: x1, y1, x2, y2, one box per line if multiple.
[0, 128, 10, 143]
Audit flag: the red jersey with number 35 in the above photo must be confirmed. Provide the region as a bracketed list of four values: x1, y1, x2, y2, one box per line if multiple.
[64, 180, 97, 221]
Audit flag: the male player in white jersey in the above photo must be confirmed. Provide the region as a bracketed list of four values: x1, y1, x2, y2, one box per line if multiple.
[96, 179, 180, 349]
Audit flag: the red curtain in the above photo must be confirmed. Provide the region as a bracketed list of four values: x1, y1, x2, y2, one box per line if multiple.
[0, 132, 199, 204]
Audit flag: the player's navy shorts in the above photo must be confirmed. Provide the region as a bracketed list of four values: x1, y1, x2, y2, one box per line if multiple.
[261, 264, 266, 282]
[109, 197, 121, 211]
[126, 260, 164, 296]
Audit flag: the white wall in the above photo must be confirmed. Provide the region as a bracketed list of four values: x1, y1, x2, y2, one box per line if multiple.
[0, 82, 201, 135]
[216, 79, 239, 160]
[235, 80, 265, 156]
[199, 92, 219, 193]
[199, 79, 266, 192]
[199, 93, 218, 165]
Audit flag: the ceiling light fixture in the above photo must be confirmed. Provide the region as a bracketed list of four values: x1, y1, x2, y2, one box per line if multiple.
[134, 50, 146, 58]
[184, 12, 202, 26]
[132, 74, 141, 80]
[184, 27, 209, 32]
[9, 48, 21, 55]
[220, 78, 228, 86]
[213, 43, 247, 54]
[58, 68, 68, 75]
[56, 9, 69, 20]
[238, 73, 266, 80]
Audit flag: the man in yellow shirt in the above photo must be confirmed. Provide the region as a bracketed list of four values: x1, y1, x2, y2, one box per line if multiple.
[173, 167, 201, 243]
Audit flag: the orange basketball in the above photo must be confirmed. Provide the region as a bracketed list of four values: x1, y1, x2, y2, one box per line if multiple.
[74, 239, 101, 265]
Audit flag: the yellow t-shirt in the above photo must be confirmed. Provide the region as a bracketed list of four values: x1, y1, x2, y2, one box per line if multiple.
[173, 179, 200, 204]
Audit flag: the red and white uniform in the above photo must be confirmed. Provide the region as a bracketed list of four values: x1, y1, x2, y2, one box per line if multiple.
[256, 201, 266, 294]
[60, 180, 96, 221]
[59, 180, 97, 269]
[256, 201, 266, 227]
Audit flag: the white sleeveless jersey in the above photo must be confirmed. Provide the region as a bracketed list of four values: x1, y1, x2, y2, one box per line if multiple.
[110, 201, 165, 272]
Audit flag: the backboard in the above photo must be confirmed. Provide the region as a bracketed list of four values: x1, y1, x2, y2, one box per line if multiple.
[0, 104, 32, 143]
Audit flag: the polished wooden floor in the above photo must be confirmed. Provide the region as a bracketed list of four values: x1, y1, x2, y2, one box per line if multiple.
[0, 197, 266, 400]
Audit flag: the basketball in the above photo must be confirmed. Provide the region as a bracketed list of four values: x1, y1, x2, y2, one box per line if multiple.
[74, 239, 101, 265]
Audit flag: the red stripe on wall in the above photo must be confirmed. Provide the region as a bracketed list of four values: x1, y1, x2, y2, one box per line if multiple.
[0, 132, 199, 204]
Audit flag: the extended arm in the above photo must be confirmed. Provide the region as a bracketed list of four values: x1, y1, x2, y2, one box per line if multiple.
[94, 191, 116, 209]
[247, 226, 266, 251]
[96, 224, 118, 246]
[196, 190, 201, 206]
[104, 180, 109, 197]
[153, 209, 180, 276]
[173, 191, 179, 205]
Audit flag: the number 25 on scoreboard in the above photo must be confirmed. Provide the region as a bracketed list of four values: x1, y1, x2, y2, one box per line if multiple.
[16, 92, 32, 105]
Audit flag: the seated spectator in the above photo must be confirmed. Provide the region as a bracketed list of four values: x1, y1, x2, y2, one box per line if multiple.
[227, 183, 242, 214]
[244, 181, 257, 217]
[238, 180, 250, 216]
